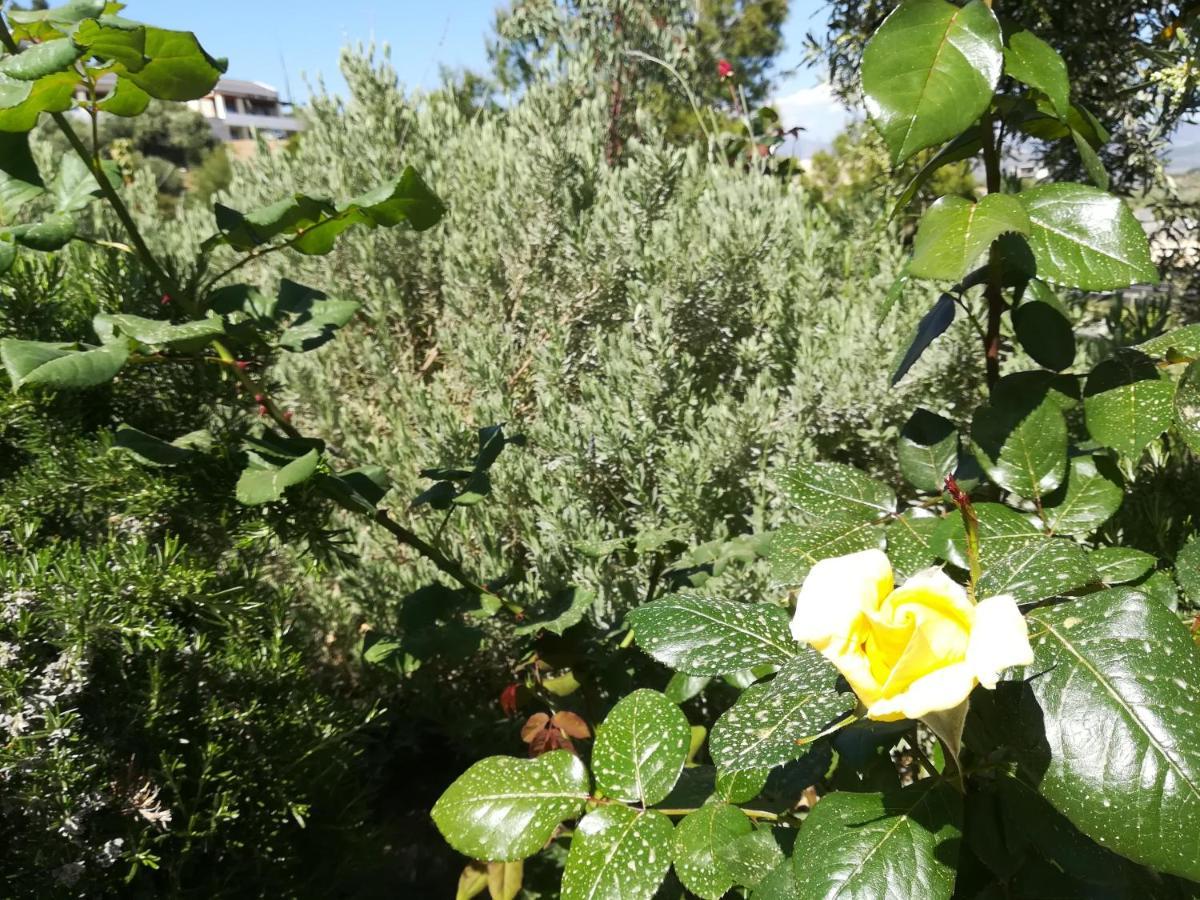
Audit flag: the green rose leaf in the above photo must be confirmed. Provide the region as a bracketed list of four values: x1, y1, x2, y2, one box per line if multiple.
[716, 829, 784, 889]
[627, 593, 796, 676]
[1072, 127, 1110, 190]
[751, 862, 804, 900]
[235, 449, 321, 506]
[971, 391, 1068, 500]
[591, 689, 690, 807]
[513, 587, 595, 637]
[989, 589, 1200, 881]
[890, 127, 983, 220]
[101, 313, 225, 348]
[0, 71, 79, 132]
[932, 502, 1041, 570]
[0, 131, 45, 215]
[431, 751, 590, 862]
[892, 292, 956, 386]
[1016, 184, 1157, 290]
[770, 520, 887, 586]
[1040, 455, 1124, 536]
[278, 297, 360, 352]
[664, 673, 710, 705]
[1174, 360, 1200, 456]
[992, 370, 1081, 412]
[1, 338, 128, 390]
[910, 194, 1030, 282]
[110, 424, 208, 467]
[1138, 324, 1200, 362]
[1177, 537, 1200, 608]
[312, 465, 392, 515]
[1004, 29, 1070, 118]
[976, 538, 1097, 604]
[861, 0, 1002, 165]
[1012, 280, 1076, 372]
[886, 510, 941, 580]
[119, 24, 227, 101]
[561, 806, 673, 900]
[0, 237, 14, 275]
[672, 803, 752, 900]
[52, 154, 119, 213]
[779, 461, 895, 524]
[1084, 349, 1175, 460]
[709, 650, 854, 772]
[715, 768, 769, 804]
[8, 1, 105, 39]
[73, 17, 148, 71]
[789, 783, 962, 900]
[96, 75, 150, 117]
[1089, 547, 1156, 585]
[7, 211, 76, 251]
[898, 407, 959, 494]
[0, 38, 83, 81]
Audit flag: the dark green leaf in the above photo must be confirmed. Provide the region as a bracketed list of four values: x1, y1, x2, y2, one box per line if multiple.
[8, 212, 75, 251]
[770, 520, 887, 586]
[431, 751, 590, 862]
[971, 392, 1068, 500]
[0, 237, 14, 275]
[51, 154, 117, 213]
[1072, 127, 1110, 190]
[886, 510, 942, 580]
[1004, 29, 1070, 118]
[514, 587, 594, 637]
[1139, 325, 1200, 362]
[120, 24, 227, 101]
[910, 194, 1030, 282]
[664, 673, 710, 705]
[96, 75, 150, 116]
[0, 39, 83, 81]
[790, 783, 962, 900]
[715, 768, 769, 804]
[932, 502, 1041, 570]
[235, 449, 320, 505]
[672, 803, 752, 900]
[1089, 547, 1156, 585]
[313, 465, 391, 515]
[988, 589, 1200, 881]
[779, 461, 895, 524]
[1040, 455, 1123, 536]
[278, 297, 359, 352]
[0, 132, 45, 215]
[751, 862, 803, 900]
[992, 369, 1081, 412]
[1177, 537, 1200, 608]
[861, 0, 1002, 165]
[876, 263, 909, 326]
[976, 538, 1097, 603]
[627, 593, 796, 676]
[0, 71, 79, 132]
[1, 338, 128, 390]
[899, 408, 959, 493]
[1013, 279, 1075, 371]
[717, 829, 784, 888]
[1017, 184, 1157, 290]
[1174, 360, 1200, 457]
[709, 651, 854, 772]
[892, 292, 956, 386]
[561, 806, 673, 900]
[890, 128, 982, 220]
[73, 17, 147, 71]
[1084, 349, 1175, 459]
[110, 424, 203, 467]
[591, 689, 690, 806]
[102, 313, 225, 348]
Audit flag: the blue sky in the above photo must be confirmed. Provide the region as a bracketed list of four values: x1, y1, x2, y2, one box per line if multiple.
[132, 0, 848, 148]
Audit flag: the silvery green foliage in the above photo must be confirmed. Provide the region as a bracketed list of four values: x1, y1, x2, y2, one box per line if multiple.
[151, 49, 983, 657]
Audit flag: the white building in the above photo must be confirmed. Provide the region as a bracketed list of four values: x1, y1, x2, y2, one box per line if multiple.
[185, 79, 302, 145]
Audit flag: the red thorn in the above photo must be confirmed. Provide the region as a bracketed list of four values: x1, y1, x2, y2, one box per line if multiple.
[257, 404, 269, 417]
[160, 294, 171, 305]
[235, 360, 251, 371]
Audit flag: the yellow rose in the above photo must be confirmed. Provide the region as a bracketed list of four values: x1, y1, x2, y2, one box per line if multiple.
[789, 549, 1033, 722]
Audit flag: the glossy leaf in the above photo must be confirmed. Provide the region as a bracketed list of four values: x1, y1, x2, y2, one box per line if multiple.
[591, 689, 690, 807]
[789, 783, 962, 900]
[752, 862, 804, 900]
[1, 338, 128, 390]
[513, 587, 594, 637]
[0, 39, 82, 81]
[1084, 349, 1175, 459]
[1072, 127, 1110, 190]
[119, 24, 228, 101]
[313, 465, 392, 515]
[716, 829, 784, 888]
[0, 71, 78, 132]
[898, 407, 958, 493]
[110, 425, 206, 467]
[1174, 360, 1200, 456]
[96, 75, 151, 117]
[102, 313, 225, 348]
[664, 673, 710, 705]
[892, 292, 956, 386]
[1177, 537, 1200, 608]
[627, 594, 795, 676]
[562, 806, 673, 900]
[1040, 455, 1123, 536]
[770, 520, 887, 586]
[932, 502, 1041, 570]
[73, 17, 148, 71]
[7, 211, 76, 251]
[672, 803, 752, 900]
[1017, 184, 1157, 290]
[861, 0, 1002, 165]
[1089, 547, 1156, 585]
[52, 154, 118, 213]
[886, 510, 941, 580]
[715, 768, 769, 804]
[1004, 29, 1070, 118]
[709, 651, 854, 772]
[235, 449, 320, 506]
[976, 538, 1097, 604]
[971, 392, 1068, 499]
[779, 461, 895, 524]
[278, 296, 360, 352]
[1139, 324, 1200, 362]
[994, 590, 1200, 881]
[890, 127, 982, 220]
[910, 194, 1029, 281]
[1012, 280, 1075, 371]
[992, 369, 1081, 413]
[431, 751, 589, 862]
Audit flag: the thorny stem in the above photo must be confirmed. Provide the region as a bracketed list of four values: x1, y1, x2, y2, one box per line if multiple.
[980, 107, 1006, 389]
[0, 10, 495, 602]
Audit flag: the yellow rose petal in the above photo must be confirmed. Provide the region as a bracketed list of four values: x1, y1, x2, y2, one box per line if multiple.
[967, 593, 1034, 689]
[867, 660, 976, 721]
[789, 548, 892, 650]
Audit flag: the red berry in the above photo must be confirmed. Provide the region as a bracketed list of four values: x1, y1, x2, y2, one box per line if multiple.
[717, 59, 733, 80]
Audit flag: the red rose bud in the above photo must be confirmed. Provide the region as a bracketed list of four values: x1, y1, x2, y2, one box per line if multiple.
[499, 683, 519, 717]
[160, 294, 171, 305]
[718, 59, 733, 80]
